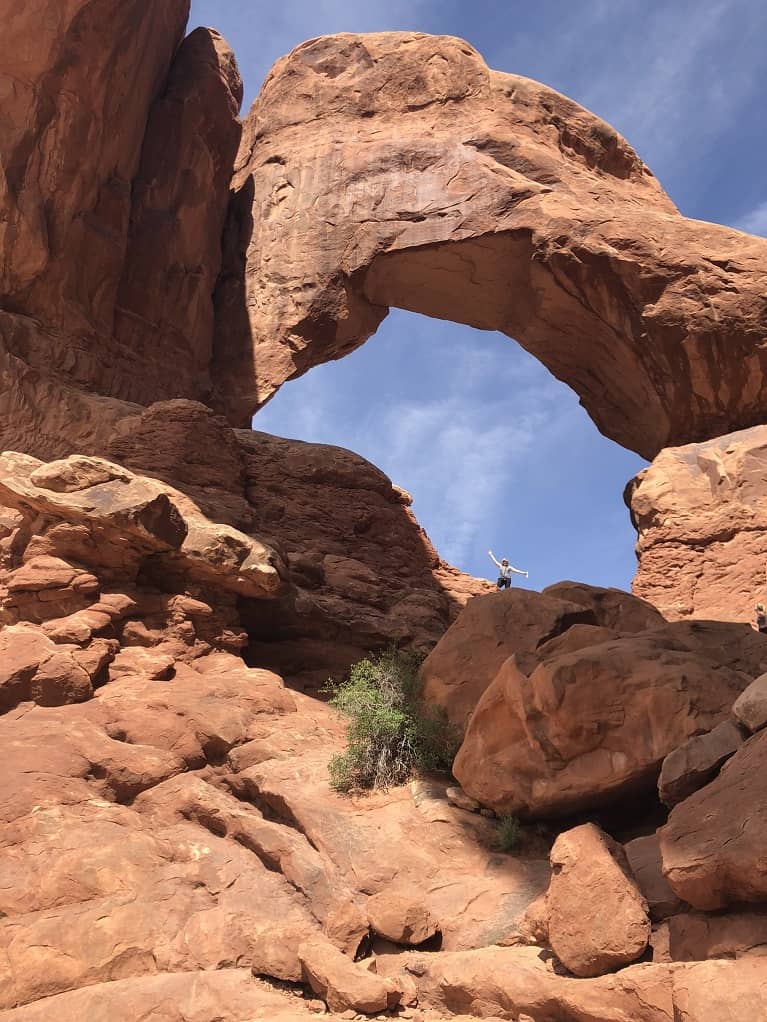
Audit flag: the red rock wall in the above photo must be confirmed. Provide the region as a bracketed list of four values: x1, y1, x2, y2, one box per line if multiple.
[0, 4, 242, 459]
[627, 425, 767, 622]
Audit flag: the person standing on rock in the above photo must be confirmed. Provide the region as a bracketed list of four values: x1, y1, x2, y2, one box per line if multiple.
[488, 550, 528, 590]
[755, 603, 767, 634]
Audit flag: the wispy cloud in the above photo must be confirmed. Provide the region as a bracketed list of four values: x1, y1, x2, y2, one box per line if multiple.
[732, 200, 767, 237]
[254, 313, 580, 575]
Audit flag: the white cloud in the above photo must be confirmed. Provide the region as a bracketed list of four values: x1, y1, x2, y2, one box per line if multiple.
[733, 200, 767, 237]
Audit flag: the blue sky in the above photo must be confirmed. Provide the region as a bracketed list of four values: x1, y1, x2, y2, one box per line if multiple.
[190, 0, 767, 590]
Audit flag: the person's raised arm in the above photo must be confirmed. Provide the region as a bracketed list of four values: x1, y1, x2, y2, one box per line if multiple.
[488, 549, 501, 569]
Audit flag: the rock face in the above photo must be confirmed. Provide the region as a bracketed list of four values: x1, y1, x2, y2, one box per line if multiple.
[237, 429, 489, 689]
[0, 4, 242, 460]
[454, 626, 753, 818]
[216, 31, 767, 459]
[545, 824, 651, 977]
[114, 28, 244, 405]
[628, 425, 767, 622]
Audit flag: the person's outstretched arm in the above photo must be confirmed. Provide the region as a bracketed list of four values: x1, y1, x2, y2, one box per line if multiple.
[488, 550, 502, 569]
[510, 565, 529, 577]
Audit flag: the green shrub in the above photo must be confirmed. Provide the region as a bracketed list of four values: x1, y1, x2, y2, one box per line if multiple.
[496, 814, 522, 853]
[327, 646, 461, 792]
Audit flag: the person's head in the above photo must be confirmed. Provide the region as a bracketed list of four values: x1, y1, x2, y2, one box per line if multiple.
[757, 603, 765, 613]
[502, 558, 508, 566]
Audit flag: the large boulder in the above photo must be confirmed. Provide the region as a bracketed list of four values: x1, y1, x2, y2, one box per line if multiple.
[366, 886, 439, 946]
[454, 630, 750, 818]
[544, 824, 651, 977]
[420, 588, 597, 728]
[660, 728, 767, 910]
[542, 581, 665, 632]
[628, 425, 767, 622]
[215, 32, 767, 459]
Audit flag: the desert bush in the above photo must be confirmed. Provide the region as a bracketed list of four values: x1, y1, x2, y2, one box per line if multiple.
[496, 814, 522, 853]
[327, 646, 461, 792]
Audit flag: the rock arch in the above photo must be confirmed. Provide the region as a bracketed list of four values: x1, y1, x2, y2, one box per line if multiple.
[213, 32, 767, 460]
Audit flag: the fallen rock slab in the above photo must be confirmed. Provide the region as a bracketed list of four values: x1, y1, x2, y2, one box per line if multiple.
[666, 907, 767, 962]
[384, 945, 674, 1021]
[545, 824, 650, 977]
[658, 719, 746, 808]
[624, 833, 684, 921]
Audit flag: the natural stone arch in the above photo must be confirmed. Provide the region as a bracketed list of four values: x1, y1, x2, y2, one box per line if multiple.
[213, 31, 767, 460]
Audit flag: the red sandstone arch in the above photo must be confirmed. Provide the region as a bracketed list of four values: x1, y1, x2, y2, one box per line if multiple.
[213, 32, 767, 460]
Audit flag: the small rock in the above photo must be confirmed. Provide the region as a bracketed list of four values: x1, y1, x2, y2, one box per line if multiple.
[445, 786, 480, 812]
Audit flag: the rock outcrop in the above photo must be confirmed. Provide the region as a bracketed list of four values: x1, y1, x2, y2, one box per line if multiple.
[628, 425, 767, 622]
[216, 31, 767, 459]
[0, 4, 242, 460]
[237, 428, 489, 689]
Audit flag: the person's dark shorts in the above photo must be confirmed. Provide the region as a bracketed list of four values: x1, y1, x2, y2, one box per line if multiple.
[497, 577, 511, 589]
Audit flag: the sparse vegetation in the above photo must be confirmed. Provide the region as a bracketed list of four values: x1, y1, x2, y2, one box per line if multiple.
[327, 646, 461, 792]
[496, 814, 522, 853]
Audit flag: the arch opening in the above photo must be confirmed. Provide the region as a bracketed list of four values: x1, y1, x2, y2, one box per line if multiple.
[252, 308, 646, 592]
